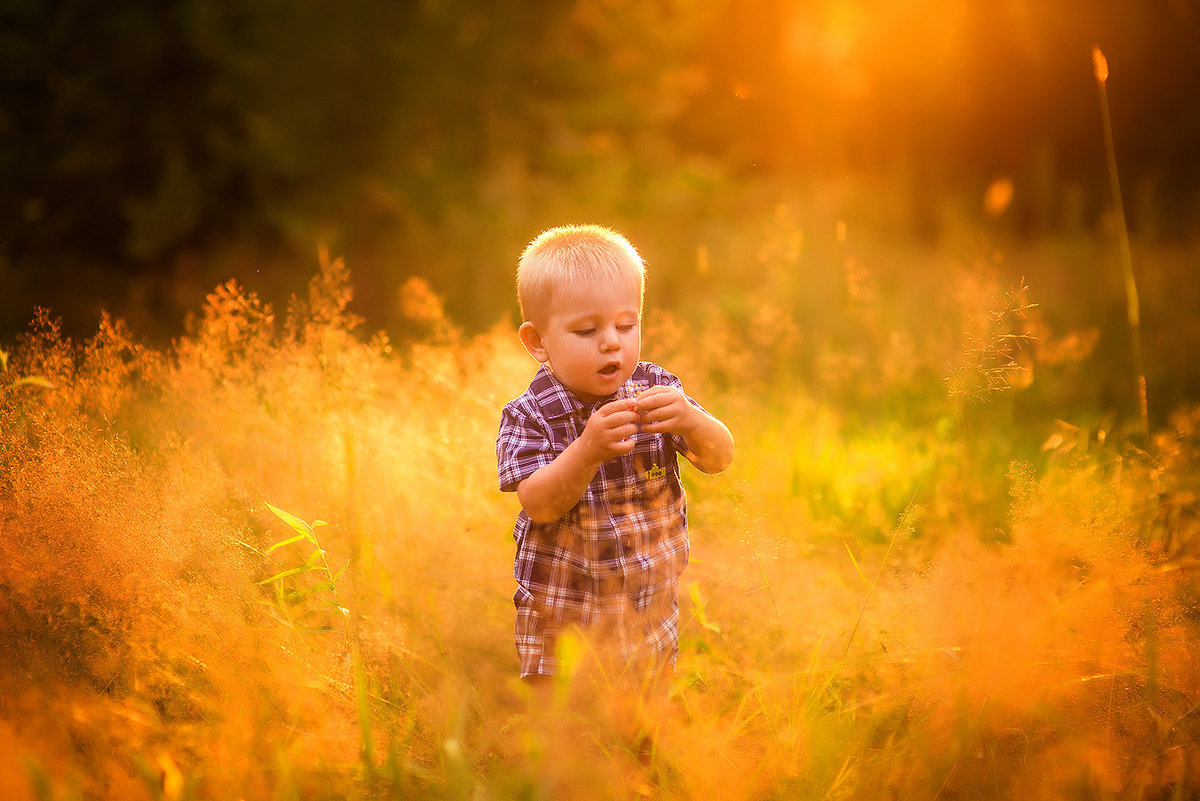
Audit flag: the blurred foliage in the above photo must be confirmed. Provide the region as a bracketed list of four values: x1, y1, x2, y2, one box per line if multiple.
[1, 0, 1199, 341]
[2, 254, 1200, 799]
[2, 4, 1199, 794]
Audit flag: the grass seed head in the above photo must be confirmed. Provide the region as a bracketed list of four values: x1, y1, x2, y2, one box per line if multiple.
[1092, 46, 1109, 84]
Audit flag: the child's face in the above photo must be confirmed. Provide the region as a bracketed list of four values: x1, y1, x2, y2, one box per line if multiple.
[519, 275, 641, 403]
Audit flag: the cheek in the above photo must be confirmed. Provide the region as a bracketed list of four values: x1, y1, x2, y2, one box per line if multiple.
[552, 335, 584, 356]
[557, 341, 590, 368]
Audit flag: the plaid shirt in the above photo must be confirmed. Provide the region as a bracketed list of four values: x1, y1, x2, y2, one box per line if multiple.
[497, 362, 697, 677]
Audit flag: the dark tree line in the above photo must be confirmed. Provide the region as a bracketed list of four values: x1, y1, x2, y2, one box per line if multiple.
[2, 0, 1197, 338]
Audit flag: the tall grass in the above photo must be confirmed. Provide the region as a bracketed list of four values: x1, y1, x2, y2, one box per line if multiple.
[1, 212, 1199, 800]
[1093, 45, 1149, 443]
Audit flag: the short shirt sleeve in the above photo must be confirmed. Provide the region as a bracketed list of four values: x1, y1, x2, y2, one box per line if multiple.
[496, 403, 555, 493]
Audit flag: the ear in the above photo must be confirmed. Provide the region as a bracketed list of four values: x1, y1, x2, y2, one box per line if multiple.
[518, 321, 550, 363]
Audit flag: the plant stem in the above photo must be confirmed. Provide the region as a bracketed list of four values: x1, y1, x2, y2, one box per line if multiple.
[1093, 46, 1149, 441]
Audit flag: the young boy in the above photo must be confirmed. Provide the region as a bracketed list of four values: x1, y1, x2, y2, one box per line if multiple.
[496, 224, 734, 697]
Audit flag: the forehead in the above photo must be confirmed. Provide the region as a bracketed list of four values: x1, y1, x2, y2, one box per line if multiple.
[548, 275, 641, 318]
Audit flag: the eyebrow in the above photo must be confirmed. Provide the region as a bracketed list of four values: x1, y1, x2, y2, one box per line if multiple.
[565, 309, 639, 324]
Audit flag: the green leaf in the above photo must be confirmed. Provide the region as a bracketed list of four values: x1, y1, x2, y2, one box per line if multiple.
[265, 503, 315, 542]
[256, 565, 314, 585]
[305, 548, 325, 568]
[281, 585, 334, 604]
[687, 581, 722, 633]
[287, 581, 336, 600]
[265, 533, 310, 554]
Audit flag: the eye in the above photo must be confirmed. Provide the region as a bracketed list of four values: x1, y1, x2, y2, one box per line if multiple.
[617, 323, 636, 333]
[573, 328, 596, 336]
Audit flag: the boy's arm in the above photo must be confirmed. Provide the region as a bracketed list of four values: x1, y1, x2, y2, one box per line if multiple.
[633, 386, 734, 474]
[516, 399, 640, 523]
[679, 410, 735, 474]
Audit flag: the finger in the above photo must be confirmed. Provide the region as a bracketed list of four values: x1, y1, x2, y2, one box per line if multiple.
[600, 399, 638, 418]
[602, 420, 639, 443]
[633, 395, 662, 414]
[641, 412, 682, 431]
[606, 427, 637, 452]
[637, 416, 662, 431]
[635, 387, 677, 411]
[637, 399, 678, 422]
[610, 410, 640, 427]
[606, 418, 635, 435]
[631, 386, 656, 401]
[592, 405, 635, 426]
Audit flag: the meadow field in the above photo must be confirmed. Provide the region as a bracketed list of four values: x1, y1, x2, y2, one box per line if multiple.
[3, 203, 1200, 800]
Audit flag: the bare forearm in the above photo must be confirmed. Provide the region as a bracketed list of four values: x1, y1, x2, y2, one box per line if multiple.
[682, 412, 734, 474]
[516, 442, 602, 523]
[516, 398, 639, 523]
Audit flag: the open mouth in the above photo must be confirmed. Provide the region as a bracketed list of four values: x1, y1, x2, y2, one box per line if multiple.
[598, 363, 621, 378]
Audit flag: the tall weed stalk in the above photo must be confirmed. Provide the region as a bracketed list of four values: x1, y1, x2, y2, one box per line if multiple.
[1093, 45, 1149, 441]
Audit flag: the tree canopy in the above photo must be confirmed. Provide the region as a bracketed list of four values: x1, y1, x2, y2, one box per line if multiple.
[2, 0, 1197, 337]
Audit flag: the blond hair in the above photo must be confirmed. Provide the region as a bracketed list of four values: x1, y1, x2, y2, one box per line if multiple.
[516, 224, 646, 323]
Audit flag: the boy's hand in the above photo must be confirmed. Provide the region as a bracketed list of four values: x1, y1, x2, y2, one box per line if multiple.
[632, 386, 699, 436]
[577, 398, 640, 465]
[516, 397, 639, 523]
[635, 385, 734, 475]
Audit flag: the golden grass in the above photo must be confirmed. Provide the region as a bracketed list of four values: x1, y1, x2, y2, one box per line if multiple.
[1, 231, 1199, 800]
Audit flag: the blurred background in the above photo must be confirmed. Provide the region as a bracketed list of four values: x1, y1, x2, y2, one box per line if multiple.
[1, 0, 1197, 341]
[4, 7, 1200, 797]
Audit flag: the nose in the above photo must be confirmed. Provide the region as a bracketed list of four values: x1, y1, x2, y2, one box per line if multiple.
[599, 326, 620, 351]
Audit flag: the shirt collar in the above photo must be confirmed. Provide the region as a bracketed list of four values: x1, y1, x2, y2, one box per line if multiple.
[529, 364, 627, 420]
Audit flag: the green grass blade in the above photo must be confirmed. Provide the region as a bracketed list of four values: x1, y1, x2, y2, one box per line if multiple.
[843, 540, 869, 588]
[285, 581, 336, 600]
[265, 503, 316, 542]
[354, 647, 375, 771]
[11, 376, 55, 390]
[256, 565, 315, 585]
[265, 533, 311, 554]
